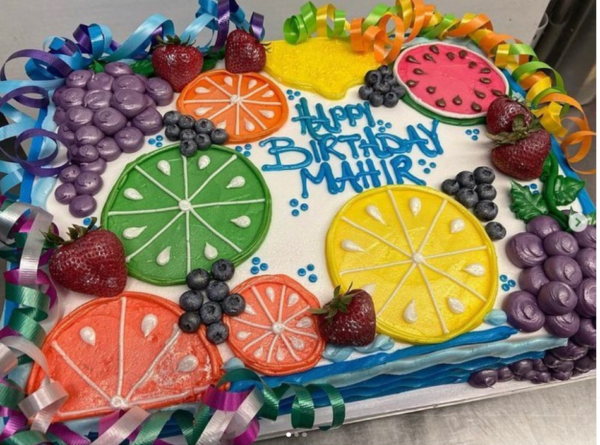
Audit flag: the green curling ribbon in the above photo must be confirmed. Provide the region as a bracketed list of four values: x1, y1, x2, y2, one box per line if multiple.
[0, 381, 25, 411]
[0, 430, 50, 445]
[283, 1, 318, 44]
[513, 61, 566, 93]
[422, 13, 455, 39]
[363, 4, 393, 29]
[273, 384, 315, 429]
[5, 284, 50, 323]
[306, 384, 345, 430]
[6, 312, 45, 346]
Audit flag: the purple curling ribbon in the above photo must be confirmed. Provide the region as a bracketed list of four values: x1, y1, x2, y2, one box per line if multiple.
[0, 408, 28, 441]
[203, 386, 252, 411]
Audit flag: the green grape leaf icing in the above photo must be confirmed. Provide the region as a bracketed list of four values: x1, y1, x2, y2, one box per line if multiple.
[554, 176, 585, 206]
[509, 180, 549, 223]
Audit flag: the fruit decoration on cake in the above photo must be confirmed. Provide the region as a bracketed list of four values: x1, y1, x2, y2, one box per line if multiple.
[151, 35, 204, 92]
[27, 292, 223, 421]
[46, 218, 127, 297]
[358, 65, 406, 108]
[162, 111, 229, 157]
[225, 29, 267, 73]
[394, 43, 509, 124]
[177, 70, 288, 142]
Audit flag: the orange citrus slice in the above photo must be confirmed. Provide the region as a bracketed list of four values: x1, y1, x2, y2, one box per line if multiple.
[225, 275, 325, 376]
[177, 70, 289, 143]
[326, 185, 498, 344]
[27, 292, 223, 422]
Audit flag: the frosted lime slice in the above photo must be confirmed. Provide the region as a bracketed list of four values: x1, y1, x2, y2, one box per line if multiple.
[101, 144, 272, 285]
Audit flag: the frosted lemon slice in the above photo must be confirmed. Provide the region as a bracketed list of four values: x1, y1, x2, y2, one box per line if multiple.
[326, 185, 498, 344]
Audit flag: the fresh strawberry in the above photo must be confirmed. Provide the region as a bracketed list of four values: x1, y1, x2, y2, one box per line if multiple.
[486, 96, 534, 135]
[491, 129, 551, 180]
[47, 219, 127, 297]
[312, 286, 376, 347]
[152, 35, 204, 92]
[225, 30, 266, 74]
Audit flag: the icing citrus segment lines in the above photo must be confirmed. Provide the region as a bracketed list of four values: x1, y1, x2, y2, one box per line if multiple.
[189, 154, 237, 202]
[340, 217, 411, 258]
[423, 262, 488, 302]
[340, 259, 414, 276]
[190, 209, 242, 253]
[108, 206, 180, 216]
[417, 264, 449, 334]
[117, 297, 126, 397]
[192, 198, 266, 209]
[376, 263, 417, 317]
[125, 212, 185, 262]
[416, 199, 447, 253]
[134, 166, 182, 203]
[251, 286, 276, 324]
[387, 189, 414, 254]
[425, 246, 488, 260]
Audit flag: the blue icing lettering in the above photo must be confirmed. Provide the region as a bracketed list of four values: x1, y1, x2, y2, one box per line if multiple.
[261, 98, 444, 197]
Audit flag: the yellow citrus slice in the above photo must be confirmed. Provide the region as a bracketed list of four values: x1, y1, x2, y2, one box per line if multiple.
[326, 185, 498, 344]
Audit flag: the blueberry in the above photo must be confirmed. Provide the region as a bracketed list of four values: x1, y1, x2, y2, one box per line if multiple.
[221, 293, 246, 316]
[194, 118, 215, 134]
[456, 188, 479, 208]
[200, 301, 223, 325]
[211, 259, 235, 281]
[365, 70, 382, 86]
[210, 128, 228, 145]
[206, 322, 229, 344]
[485, 223, 506, 240]
[206, 280, 229, 302]
[178, 114, 196, 129]
[194, 133, 212, 151]
[455, 171, 476, 189]
[165, 124, 181, 141]
[179, 128, 196, 141]
[180, 139, 198, 157]
[474, 200, 498, 221]
[441, 179, 460, 196]
[163, 110, 181, 126]
[359, 85, 373, 100]
[178, 312, 202, 333]
[475, 183, 497, 201]
[373, 82, 391, 94]
[179, 290, 204, 312]
[382, 74, 395, 83]
[186, 268, 210, 290]
[383, 92, 399, 108]
[369, 92, 384, 107]
[378, 65, 391, 75]
[390, 83, 406, 97]
[473, 166, 496, 184]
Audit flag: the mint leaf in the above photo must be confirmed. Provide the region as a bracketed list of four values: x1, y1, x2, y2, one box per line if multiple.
[554, 176, 585, 206]
[539, 156, 552, 182]
[130, 59, 154, 77]
[509, 181, 549, 222]
[586, 211, 596, 226]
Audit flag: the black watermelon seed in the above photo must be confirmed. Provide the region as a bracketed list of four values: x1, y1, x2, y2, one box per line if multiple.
[436, 98, 446, 107]
[480, 67, 492, 74]
[407, 80, 419, 87]
[426, 86, 436, 94]
[406, 55, 420, 64]
[413, 68, 425, 75]
[459, 50, 468, 59]
[480, 77, 492, 84]
[452, 95, 463, 105]
[471, 102, 483, 112]
[468, 61, 477, 68]
[492, 89, 504, 96]
[446, 52, 456, 60]
[474, 90, 486, 99]
[430, 45, 440, 54]
[423, 53, 436, 63]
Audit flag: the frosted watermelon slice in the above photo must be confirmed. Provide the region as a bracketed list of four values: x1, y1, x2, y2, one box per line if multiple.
[26, 292, 223, 422]
[394, 42, 510, 125]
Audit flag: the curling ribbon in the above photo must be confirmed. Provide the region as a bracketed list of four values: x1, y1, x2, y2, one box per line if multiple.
[283, 1, 594, 174]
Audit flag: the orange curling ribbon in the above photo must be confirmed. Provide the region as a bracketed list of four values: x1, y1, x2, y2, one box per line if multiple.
[283, 1, 595, 174]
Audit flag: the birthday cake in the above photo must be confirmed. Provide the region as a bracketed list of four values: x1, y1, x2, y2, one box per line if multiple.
[0, 0, 595, 443]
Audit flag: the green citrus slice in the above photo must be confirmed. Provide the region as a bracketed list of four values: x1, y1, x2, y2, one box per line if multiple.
[101, 144, 272, 285]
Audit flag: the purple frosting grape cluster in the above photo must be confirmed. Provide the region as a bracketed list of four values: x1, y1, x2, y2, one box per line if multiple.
[53, 62, 174, 217]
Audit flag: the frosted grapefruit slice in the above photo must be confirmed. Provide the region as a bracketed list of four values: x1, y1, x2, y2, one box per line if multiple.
[26, 292, 223, 422]
[225, 275, 325, 376]
[177, 70, 289, 143]
[394, 43, 509, 124]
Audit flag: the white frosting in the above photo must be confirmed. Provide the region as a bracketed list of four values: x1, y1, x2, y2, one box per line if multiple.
[362, 283, 377, 296]
[124, 188, 143, 200]
[226, 176, 246, 189]
[341, 239, 365, 252]
[236, 331, 251, 340]
[265, 286, 275, 302]
[157, 160, 171, 176]
[464, 263, 485, 277]
[195, 107, 212, 116]
[156, 247, 171, 266]
[123, 226, 146, 240]
[204, 242, 218, 260]
[276, 347, 285, 362]
[141, 314, 158, 338]
[231, 216, 251, 228]
[198, 155, 210, 170]
[365, 204, 386, 225]
[244, 119, 256, 132]
[224, 76, 234, 86]
[403, 300, 417, 324]
[248, 79, 257, 89]
[259, 109, 276, 119]
[296, 317, 313, 328]
[195, 87, 210, 94]
[450, 218, 465, 233]
[290, 336, 305, 351]
[177, 355, 199, 373]
[448, 297, 466, 314]
[253, 347, 264, 358]
[287, 293, 299, 307]
[245, 303, 257, 316]
[409, 197, 421, 216]
[79, 327, 96, 346]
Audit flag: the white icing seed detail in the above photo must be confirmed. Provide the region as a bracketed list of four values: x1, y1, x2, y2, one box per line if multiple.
[226, 176, 246, 189]
[217, 121, 227, 129]
[450, 218, 466, 233]
[195, 107, 212, 116]
[141, 314, 158, 338]
[177, 355, 199, 373]
[366, 205, 386, 225]
[80, 327, 96, 346]
[244, 119, 256, 132]
[362, 283, 376, 295]
[124, 188, 143, 200]
[464, 264, 485, 277]
[295, 317, 313, 329]
[236, 331, 251, 340]
[245, 303, 257, 315]
[248, 79, 257, 89]
[290, 337, 305, 351]
[198, 155, 210, 170]
[262, 90, 275, 98]
[276, 347, 285, 362]
[231, 216, 251, 228]
[195, 87, 210, 94]
[448, 297, 466, 314]
[259, 109, 275, 119]
[409, 197, 421, 216]
[123, 226, 146, 240]
[266, 287, 275, 302]
[403, 300, 418, 324]
[156, 247, 171, 266]
[253, 347, 264, 358]
[341, 239, 365, 252]
[287, 293, 299, 307]
[204, 242, 218, 260]
[157, 160, 171, 176]
[224, 76, 233, 86]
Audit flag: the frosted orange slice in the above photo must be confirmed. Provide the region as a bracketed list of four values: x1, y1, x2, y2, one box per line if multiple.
[177, 70, 289, 143]
[27, 292, 223, 422]
[225, 275, 325, 376]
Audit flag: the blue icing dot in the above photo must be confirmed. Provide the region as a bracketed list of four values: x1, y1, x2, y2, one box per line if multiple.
[308, 274, 318, 283]
[429, 162, 437, 168]
[466, 129, 473, 135]
[500, 275, 508, 282]
[244, 144, 251, 149]
[533, 190, 540, 195]
[260, 263, 269, 271]
[292, 209, 300, 217]
[424, 168, 431, 174]
[288, 95, 295, 100]
[300, 203, 309, 211]
[378, 127, 386, 133]
[508, 279, 516, 287]
[235, 146, 243, 152]
[471, 136, 478, 141]
[298, 268, 306, 277]
[156, 135, 164, 141]
[418, 159, 426, 166]
[385, 122, 392, 129]
[307, 264, 315, 272]
[243, 151, 251, 157]
[377, 120, 384, 126]
[286, 89, 293, 95]
[148, 138, 156, 144]
[294, 91, 301, 97]
[83, 217, 92, 225]
[250, 266, 260, 275]
[501, 283, 510, 292]
[290, 199, 299, 207]
[252, 257, 261, 265]
[530, 183, 538, 190]
[156, 142, 163, 147]
[473, 129, 480, 135]
[484, 309, 508, 326]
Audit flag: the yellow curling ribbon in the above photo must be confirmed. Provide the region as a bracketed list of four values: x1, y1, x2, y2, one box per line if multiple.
[282, 1, 595, 174]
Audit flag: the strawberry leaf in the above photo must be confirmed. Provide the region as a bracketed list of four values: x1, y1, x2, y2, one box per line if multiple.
[509, 181, 549, 223]
[201, 47, 226, 73]
[586, 211, 596, 226]
[91, 60, 106, 73]
[554, 176, 585, 206]
[130, 59, 154, 77]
